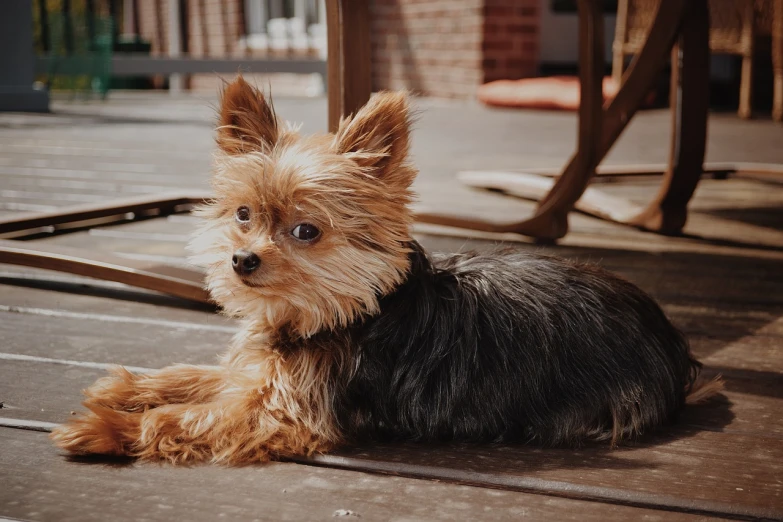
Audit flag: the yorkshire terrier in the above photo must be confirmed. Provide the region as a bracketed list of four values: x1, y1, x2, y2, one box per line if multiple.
[51, 77, 722, 464]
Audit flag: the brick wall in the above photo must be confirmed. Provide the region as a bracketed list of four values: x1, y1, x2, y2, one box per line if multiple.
[371, 0, 484, 99]
[371, 0, 540, 99]
[482, 0, 539, 83]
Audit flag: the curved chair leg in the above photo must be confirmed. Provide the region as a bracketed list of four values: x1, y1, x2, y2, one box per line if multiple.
[418, 0, 688, 239]
[737, 0, 755, 120]
[526, 0, 605, 238]
[416, 0, 604, 239]
[773, 0, 783, 122]
[626, 0, 709, 234]
[0, 193, 212, 304]
[0, 240, 211, 303]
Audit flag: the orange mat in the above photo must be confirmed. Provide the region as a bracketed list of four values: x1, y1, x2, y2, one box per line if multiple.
[477, 76, 654, 111]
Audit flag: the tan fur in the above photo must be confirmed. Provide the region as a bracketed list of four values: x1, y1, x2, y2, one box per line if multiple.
[52, 77, 414, 464]
[50, 333, 350, 464]
[685, 375, 725, 405]
[216, 76, 280, 155]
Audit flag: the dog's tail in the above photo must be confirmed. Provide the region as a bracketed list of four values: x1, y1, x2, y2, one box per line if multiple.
[685, 374, 725, 405]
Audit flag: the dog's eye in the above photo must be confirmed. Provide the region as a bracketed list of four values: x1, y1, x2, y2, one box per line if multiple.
[235, 206, 251, 224]
[291, 223, 320, 241]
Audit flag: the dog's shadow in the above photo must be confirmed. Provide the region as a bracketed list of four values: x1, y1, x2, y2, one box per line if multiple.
[313, 391, 735, 477]
[58, 391, 734, 476]
[64, 453, 137, 468]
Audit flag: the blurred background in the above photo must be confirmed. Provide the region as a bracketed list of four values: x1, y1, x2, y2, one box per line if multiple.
[1, 8, 783, 520]
[20, 0, 781, 112]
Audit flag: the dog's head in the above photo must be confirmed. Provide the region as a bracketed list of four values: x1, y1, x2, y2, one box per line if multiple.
[189, 77, 417, 338]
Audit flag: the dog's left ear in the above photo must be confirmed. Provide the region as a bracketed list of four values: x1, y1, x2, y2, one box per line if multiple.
[216, 76, 279, 155]
[333, 91, 413, 188]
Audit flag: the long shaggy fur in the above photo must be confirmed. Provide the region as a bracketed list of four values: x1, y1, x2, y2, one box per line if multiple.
[341, 242, 709, 446]
[52, 77, 722, 464]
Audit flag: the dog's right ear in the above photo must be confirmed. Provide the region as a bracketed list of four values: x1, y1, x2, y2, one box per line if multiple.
[216, 76, 278, 155]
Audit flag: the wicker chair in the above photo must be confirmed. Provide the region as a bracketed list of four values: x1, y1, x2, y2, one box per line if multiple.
[613, 0, 782, 121]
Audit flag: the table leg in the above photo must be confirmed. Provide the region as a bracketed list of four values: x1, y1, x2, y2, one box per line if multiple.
[326, 0, 372, 133]
[525, 0, 605, 238]
[627, 0, 710, 234]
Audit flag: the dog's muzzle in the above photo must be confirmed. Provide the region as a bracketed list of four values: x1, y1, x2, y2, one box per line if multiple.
[232, 249, 261, 276]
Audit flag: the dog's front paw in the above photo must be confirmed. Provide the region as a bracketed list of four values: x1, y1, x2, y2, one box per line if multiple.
[51, 405, 140, 456]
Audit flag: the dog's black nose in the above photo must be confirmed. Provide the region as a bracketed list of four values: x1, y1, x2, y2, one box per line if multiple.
[232, 249, 261, 275]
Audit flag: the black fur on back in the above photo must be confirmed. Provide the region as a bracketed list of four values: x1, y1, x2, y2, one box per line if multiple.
[338, 241, 701, 446]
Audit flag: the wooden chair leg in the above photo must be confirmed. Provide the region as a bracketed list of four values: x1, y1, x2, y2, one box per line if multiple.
[737, 0, 755, 119]
[531, 0, 690, 212]
[738, 53, 753, 119]
[416, 0, 608, 239]
[528, 0, 605, 238]
[416, 0, 690, 239]
[627, 0, 710, 234]
[326, 0, 372, 133]
[438, 0, 722, 240]
[422, 0, 688, 239]
[773, 0, 783, 122]
[0, 240, 210, 303]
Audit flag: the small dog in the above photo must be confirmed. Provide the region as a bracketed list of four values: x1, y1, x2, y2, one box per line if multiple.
[52, 77, 722, 464]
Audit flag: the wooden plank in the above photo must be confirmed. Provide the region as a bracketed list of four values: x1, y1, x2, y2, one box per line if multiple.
[702, 333, 783, 375]
[0, 172, 206, 195]
[3, 360, 781, 518]
[0, 362, 113, 424]
[0, 165, 208, 187]
[16, 214, 200, 255]
[309, 424, 783, 520]
[0, 306, 232, 373]
[0, 429, 710, 522]
[0, 276, 223, 321]
[36, 230, 194, 260]
[0, 144, 211, 163]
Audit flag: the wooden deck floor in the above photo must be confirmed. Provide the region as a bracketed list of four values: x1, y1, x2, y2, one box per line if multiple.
[1, 93, 783, 521]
